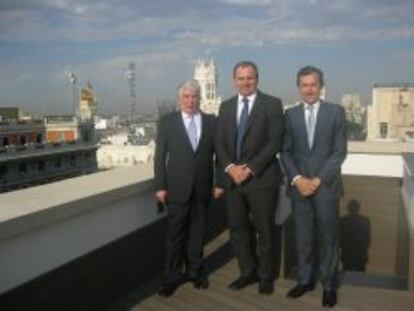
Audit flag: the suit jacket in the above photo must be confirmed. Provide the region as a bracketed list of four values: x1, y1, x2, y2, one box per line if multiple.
[154, 111, 216, 204]
[280, 101, 347, 199]
[215, 90, 284, 190]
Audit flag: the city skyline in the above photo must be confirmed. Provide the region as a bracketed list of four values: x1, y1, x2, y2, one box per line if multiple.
[1, 0, 414, 116]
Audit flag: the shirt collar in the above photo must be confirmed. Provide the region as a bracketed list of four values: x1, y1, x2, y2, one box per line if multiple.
[238, 92, 257, 104]
[303, 100, 320, 110]
[181, 111, 200, 119]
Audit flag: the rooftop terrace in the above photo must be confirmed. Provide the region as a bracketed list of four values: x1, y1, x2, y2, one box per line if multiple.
[1, 152, 414, 310]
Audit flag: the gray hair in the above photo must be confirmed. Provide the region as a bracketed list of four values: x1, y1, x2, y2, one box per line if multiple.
[178, 79, 201, 97]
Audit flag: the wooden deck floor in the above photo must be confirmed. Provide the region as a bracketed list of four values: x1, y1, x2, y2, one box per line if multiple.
[108, 232, 414, 311]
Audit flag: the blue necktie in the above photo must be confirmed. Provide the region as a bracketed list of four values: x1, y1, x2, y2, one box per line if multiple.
[236, 97, 249, 161]
[188, 116, 198, 151]
[307, 105, 315, 148]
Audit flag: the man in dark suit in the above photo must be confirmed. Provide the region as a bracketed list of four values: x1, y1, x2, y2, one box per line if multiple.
[281, 66, 347, 308]
[215, 61, 284, 295]
[154, 80, 223, 297]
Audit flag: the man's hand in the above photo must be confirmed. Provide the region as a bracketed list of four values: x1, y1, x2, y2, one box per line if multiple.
[155, 190, 168, 204]
[309, 177, 322, 193]
[294, 177, 315, 197]
[228, 164, 252, 185]
[213, 187, 225, 199]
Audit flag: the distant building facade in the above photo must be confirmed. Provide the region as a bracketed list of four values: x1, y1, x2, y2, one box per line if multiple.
[367, 83, 414, 141]
[193, 58, 221, 115]
[157, 100, 176, 119]
[0, 107, 21, 121]
[97, 129, 155, 169]
[341, 93, 365, 125]
[94, 115, 120, 130]
[0, 86, 98, 192]
[320, 86, 326, 101]
[97, 140, 155, 169]
[341, 93, 366, 140]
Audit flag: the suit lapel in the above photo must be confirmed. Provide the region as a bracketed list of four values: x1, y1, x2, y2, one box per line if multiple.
[229, 97, 238, 142]
[175, 112, 194, 153]
[196, 113, 207, 153]
[244, 91, 262, 137]
[296, 103, 310, 150]
[311, 101, 327, 150]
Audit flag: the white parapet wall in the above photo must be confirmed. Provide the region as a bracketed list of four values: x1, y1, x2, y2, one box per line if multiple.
[0, 164, 160, 294]
[342, 153, 403, 178]
[0, 152, 410, 294]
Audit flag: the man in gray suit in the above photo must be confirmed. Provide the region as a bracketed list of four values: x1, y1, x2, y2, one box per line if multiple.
[281, 66, 347, 308]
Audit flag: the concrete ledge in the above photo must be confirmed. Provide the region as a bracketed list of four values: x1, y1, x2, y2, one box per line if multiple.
[0, 165, 161, 294]
[0, 165, 153, 240]
[0, 195, 229, 311]
[343, 153, 403, 178]
[348, 141, 414, 154]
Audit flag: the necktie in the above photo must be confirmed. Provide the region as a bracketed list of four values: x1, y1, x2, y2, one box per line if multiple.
[236, 97, 249, 160]
[307, 105, 315, 148]
[188, 115, 198, 151]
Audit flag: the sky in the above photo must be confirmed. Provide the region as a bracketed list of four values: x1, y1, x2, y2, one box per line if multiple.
[0, 0, 414, 116]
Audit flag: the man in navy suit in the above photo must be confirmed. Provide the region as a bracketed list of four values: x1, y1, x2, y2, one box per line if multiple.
[154, 80, 223, 297]
[215, 61, 284, 294]
[281, 66, 347, 308]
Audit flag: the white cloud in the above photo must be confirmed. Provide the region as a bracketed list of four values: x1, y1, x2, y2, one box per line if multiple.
[1, 0, 413, 45]
[221, 0, 274, 5]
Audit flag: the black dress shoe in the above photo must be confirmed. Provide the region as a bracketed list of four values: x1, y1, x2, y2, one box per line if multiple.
[158, 277, 184, 297]
[158, 282, 179, 297]
[322, 290, 337, 308]
[286, 283, 316, 299]
[190, 276, 209, 289]
[228, 275, 259, 290]
[258, 280, 274, 295]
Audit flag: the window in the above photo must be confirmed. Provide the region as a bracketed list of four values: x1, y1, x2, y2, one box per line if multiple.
[19, 135, 27, 145]
[0, 165, 8, 178]
[406, 131, 414, 139]
[82, 131, 89, 142]
[18, 162, 27, 173]
[70, 154, 76, 166]
[58, 132, 65, 142]
[379, 122, 388, 139]
[55, 157, 62, 168]
[38, 160, 45, 171]
[206, 83, 214, 100]
[36, 133, 43, 144]
[2, 137, 9, 147]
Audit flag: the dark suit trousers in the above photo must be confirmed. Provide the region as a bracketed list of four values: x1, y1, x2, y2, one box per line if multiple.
[163, 191, 207, 283]
[292, 194, 339, 290]
[226, 187, 279, 281]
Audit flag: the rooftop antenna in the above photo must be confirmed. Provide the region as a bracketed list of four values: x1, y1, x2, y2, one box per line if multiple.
[126, 61, 137, 123]
[69, 72, 79, 116]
